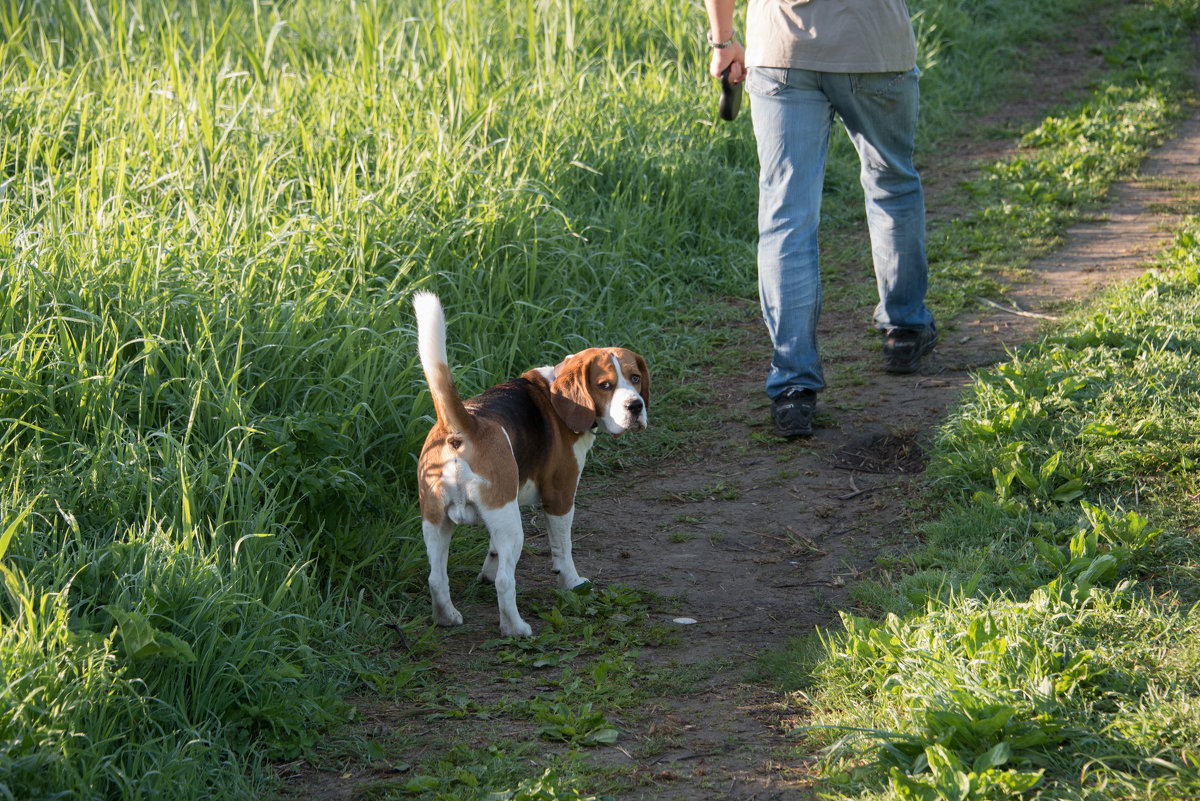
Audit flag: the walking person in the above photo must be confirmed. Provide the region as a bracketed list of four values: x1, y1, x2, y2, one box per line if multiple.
[705, 0, 938, 438]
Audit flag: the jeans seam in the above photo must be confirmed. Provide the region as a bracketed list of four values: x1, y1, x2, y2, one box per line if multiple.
[851, 70, 911, 97]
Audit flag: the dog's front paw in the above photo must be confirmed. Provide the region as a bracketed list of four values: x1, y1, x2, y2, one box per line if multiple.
[477, 552, 499, 584]
[433, 606, 464, 627]
[557, 572, 591, 591]
[501, 619, 533, 638]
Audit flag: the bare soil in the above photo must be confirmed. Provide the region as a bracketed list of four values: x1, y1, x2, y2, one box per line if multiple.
[277, 19, 1200, 801]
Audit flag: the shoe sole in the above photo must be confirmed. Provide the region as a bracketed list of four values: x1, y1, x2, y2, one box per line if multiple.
[883, 333, 939, 374]
[778, 428, 813, 438]
[883, 360, 922, 374]
[772, 416, 814, 437]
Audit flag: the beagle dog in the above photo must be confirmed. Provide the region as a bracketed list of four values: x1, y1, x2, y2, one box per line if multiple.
[412, 292, 650, 637]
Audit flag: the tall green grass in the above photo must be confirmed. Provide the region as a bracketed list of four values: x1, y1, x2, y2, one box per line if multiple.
[1, 0, 1190, 797]
[0, 2, 731, 797]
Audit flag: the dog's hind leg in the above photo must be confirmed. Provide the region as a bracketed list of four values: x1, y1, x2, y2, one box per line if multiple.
[479, 503, 533, 637]
[546, 509, 590, 590]
[423, 518, 463, 627]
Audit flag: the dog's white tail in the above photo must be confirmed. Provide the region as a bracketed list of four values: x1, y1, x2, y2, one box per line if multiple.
[413, 291, 476, 436]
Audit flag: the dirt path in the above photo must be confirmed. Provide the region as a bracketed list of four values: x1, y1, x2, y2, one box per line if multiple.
[276, 23, 1200, 801]
[527, 50, 1200, 801]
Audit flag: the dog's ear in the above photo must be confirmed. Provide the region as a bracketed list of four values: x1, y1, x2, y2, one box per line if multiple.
[550, 354, 597, 433]
[633, 352, 650, 409]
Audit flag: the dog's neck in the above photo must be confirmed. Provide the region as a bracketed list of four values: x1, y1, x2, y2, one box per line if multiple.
[525, 365, 598, 438]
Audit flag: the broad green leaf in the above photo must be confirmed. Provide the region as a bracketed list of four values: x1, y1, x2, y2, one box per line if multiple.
[973, 742, 1011, 773]
[889, 768, 938, 801]
[1082, 422, 1120, 437]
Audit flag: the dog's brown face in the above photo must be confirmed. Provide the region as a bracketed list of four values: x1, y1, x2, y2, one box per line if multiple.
[550, 348, 650, 435]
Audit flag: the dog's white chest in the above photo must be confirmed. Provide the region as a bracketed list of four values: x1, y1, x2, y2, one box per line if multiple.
[574, 431, 595, 470]
[516, 480, 539, 506]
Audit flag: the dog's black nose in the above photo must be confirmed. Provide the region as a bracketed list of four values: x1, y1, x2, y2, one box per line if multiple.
[627, 398, 644, 416]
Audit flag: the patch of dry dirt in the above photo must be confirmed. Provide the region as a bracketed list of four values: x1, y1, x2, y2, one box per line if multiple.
[277, 23, 1200, 801]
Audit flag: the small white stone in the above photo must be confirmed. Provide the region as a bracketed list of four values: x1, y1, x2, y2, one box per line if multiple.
[673, 617, 698, 625]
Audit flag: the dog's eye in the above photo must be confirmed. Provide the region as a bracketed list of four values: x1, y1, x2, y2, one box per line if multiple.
[631, 375, 641, 384]
[599, 381, 613, 391]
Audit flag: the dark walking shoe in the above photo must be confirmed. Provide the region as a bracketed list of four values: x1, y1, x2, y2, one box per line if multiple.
[883, 325, 939, 374]
[770, 388, 816, 438]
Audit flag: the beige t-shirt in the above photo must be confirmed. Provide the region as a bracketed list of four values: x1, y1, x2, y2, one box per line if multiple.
[746, 0, 918, 72]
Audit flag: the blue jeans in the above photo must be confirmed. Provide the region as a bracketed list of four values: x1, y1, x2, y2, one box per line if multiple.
[747, 66, 934, 398]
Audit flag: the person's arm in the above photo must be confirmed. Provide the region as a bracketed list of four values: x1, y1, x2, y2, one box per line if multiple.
[705, 0, 746, 82]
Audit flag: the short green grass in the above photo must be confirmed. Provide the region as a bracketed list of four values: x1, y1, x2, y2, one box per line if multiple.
[752, 6, 1200, 798]
[1, 0, 1198, 799]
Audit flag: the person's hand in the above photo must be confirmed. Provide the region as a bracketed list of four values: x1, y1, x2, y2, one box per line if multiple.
[709, 40, 746, 83]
